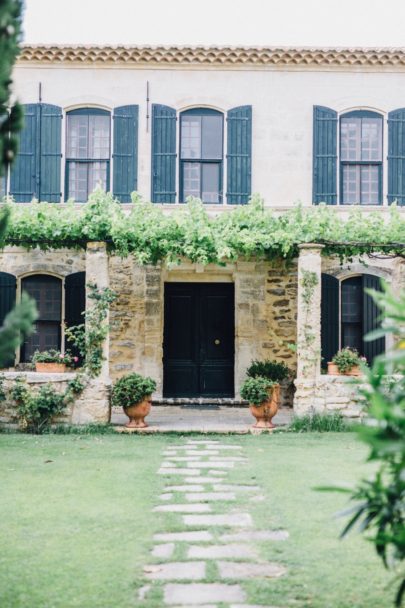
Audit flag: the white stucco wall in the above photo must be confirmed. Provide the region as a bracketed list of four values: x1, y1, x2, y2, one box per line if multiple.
[10, 62, 405, 208]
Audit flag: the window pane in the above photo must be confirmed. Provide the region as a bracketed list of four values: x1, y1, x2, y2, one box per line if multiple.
[67, 115, 89, 158]
[341, 118, 361, 161]
[88, 161, 108, 194]
[342, 165, 359, 204]
[88, 115, 110, 159]
[202, 115, 223, 159]
[341, 278, 362, 323]
[183, 162, 201, 199]
[202, 163, 220, 203]
[361, 118, 382, 161]
[360, 165, 380, 204]
[181, 116, 201, 159]
[342, 323, 363, 353]
[22, 276, 62, 321]
[68, 162, 88, 202]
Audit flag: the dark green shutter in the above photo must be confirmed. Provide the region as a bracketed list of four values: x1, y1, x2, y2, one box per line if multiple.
[0, 272, 17, 367]
[39, 104, 62, 202]
[10, 103, 39, 202]
[388, 108, 405, 206]
[321, 273, 339, 367]
[362, 274, 385, 363]
[65, 272, 86, 364]
[227, 105, 252, 204]
[113, 105, 138, 202]
[313, 106, 337, 204]
[151, 104, 176, 203]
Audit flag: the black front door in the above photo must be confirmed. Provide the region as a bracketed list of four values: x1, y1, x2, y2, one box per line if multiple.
[163, 282, 234, 397]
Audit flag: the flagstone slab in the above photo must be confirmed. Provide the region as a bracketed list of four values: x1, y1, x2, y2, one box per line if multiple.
[184, 477, 225, 484]
[169, 457, 203, 462]
[165, 485, 205, 492]
[187, 462, 235, 469]
[179, 444, 242, 450]
[152, 543, 175, 559]
[217, 561, 287, 579]
[208, 457, 247, 462]
[187, 544, 257, 560]
[219, 530, 289, 542]
[213, 485, 260, 493]
[154, 504, 212, 513]
[160, 493, 174, 501]
[163, 583, 247, 604]
[209, 470, 229, 476]
[185, 492, 236, 502]
[185, 450, 220, 456]
[144, 561, 206, 581]
[159, 468, 200, 475]
[183, 513, 253, 527]
[154, 531, 213, 543]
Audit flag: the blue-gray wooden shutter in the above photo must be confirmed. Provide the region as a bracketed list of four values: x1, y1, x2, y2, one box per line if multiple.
[227, 105, 252, 204]
[39, 104, 62, 202]
[321, 273, 339, 367]
[65, 271, 86, 364]
[388, 108, 405, 206]
[313, 106, 337, 204]
[151, 104, 176, 203]
[362, 274, 385, 363]
[0, 272, 17, 366]
[113, 105, 138, 202]
[10, 103, 39, 202]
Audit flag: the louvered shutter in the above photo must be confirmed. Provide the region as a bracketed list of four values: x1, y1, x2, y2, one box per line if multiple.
[321, 273, 339, 367]
[113, 105, 138, 202]
[65, 272, 86, 364]
[313, 106, 337, 204]
[362, 274, 385, 363]
[39, 104, 62, 202]
[0, 272, 17, 366]
[226, 105, 252, 204]
[388, 108, 405, 206]
[10, 103, 39, 202]
[151, 104, 176, 203]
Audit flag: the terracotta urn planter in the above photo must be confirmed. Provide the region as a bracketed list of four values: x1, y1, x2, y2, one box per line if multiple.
[123, 396, 152, 428]
[35, 362, 66, 373]
[249, 383, 281, 429]
[327, 362, 361, 376]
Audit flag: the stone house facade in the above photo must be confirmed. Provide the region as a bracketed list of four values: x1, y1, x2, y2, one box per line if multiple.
[0, 45, 404, 424]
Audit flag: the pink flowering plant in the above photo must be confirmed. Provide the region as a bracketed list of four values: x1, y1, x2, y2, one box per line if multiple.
[31, 349, 79, 367]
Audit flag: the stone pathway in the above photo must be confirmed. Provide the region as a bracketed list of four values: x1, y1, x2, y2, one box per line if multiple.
[140, 439, 289, 607]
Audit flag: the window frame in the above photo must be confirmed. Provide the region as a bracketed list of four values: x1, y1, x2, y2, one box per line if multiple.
[179, 108, 224, 205]
[339, 110, 383, 206]
[65, 107, 111, 203]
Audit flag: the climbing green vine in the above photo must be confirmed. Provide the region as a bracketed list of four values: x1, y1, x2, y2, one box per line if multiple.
[2, 190, 404, 264]
[299, 270, 320, 376]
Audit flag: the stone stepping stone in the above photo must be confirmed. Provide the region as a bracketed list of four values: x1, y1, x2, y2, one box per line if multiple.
[152, 543, 175, 559]
[144, 561, 206, 581]
[185, 450, 220, 456]
[165, 485, 205, 492]
[160, 493, 174, 501]
[154, 531, 213, 543]
[208, 456, 247, 462]
[158, 468, 201, 475]
[230, 605, 283, 608]
[187, 462, 234, 469]
[217, 561, 287, 579]
[209, 470, 229, 477]
[183, 514, 253, 528]
[163, 583, 246, 604]
[219, 530, 289, 542]
[213, 484, 260, 493]
[154, 504, 212, 513]
[168, 457, 203, 462]
[187, 544, 257, 560]
[177, 445, 242, 451]
[185, 477, 225, 484]
[186, 441, 220, 445]
[185, 492, 236, 502]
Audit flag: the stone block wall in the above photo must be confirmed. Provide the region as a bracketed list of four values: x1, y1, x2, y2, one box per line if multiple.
[294, 375, 367, 418]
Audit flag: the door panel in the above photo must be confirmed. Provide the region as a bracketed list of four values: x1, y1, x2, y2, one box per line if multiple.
[163, 283, 234, 397]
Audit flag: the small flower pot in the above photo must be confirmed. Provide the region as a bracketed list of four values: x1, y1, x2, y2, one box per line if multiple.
[249, 383, 281, 429]
[35, 362, 66, 373]
[327, 362, 361, 376]
[123, 396, 152, 428]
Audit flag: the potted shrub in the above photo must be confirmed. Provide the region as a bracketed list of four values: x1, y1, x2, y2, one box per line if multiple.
[328, 347, 365, 376]
[32, 349, 78, 373]
[111, 372, 156, 428]
[242, 360, 291, 428]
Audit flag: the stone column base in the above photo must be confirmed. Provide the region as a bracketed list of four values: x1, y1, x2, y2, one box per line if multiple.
[293, 376, 367, 418]
[70, 378, 111, 424]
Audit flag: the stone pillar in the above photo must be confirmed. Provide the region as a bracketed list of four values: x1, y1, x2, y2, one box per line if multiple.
[71, 241, 111, 424]
[293, 244, 324, 415]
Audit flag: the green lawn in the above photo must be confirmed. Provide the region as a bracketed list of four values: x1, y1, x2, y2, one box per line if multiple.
[0, 432, 394, 608]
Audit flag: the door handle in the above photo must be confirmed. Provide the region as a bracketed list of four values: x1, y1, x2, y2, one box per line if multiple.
[214, 339, 220, 345]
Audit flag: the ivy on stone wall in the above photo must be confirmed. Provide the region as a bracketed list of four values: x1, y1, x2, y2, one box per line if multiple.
[2, 190, 405, 264]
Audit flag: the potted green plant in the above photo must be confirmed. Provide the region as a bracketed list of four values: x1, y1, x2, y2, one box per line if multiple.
[111, 372, 156, 428]
[242, 360, 291, 428]
[328, 348, 365, 376]
[32, 349, 78, 373]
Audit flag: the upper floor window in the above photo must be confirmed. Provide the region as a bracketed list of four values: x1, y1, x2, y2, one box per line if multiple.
[180, 109, 223, 204]
[66, 108, 111, 202]
[340, 111, 383, 205]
